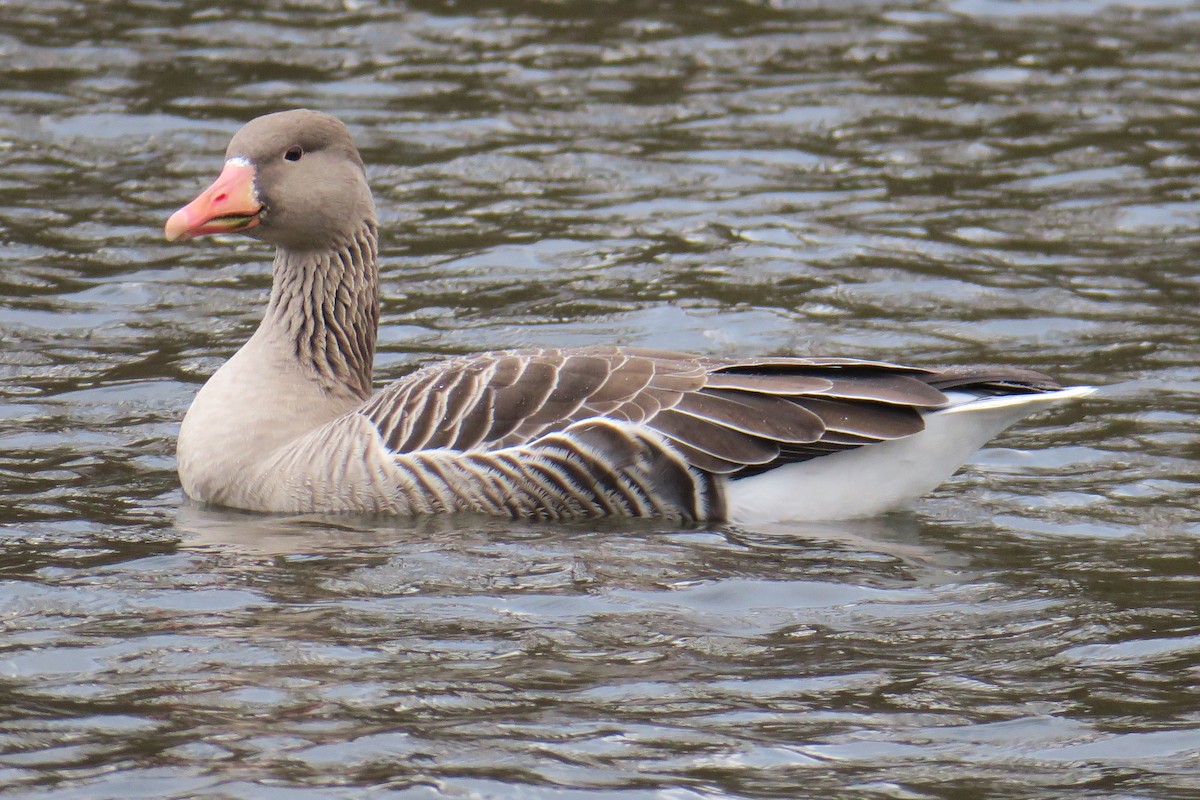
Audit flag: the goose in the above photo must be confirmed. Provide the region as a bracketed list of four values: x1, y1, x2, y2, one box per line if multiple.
[163, 109, 1093, 523]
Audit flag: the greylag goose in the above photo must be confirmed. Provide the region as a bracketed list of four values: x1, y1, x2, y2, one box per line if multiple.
[164, 109, 1092, 523]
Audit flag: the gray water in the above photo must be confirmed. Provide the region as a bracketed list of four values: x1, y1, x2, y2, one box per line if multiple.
[1, 1, 1198, 798]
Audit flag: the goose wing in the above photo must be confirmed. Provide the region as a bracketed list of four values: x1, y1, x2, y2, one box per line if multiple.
[356, 346, 1055, 477]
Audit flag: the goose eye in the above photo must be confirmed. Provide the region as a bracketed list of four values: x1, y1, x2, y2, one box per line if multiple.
[284, 145, 303, 162]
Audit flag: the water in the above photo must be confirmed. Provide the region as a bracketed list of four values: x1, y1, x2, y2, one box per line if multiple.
[1, 1, 1198, 797]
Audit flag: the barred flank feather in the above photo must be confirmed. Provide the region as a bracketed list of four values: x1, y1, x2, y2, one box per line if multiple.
[379, 421, 717, 521]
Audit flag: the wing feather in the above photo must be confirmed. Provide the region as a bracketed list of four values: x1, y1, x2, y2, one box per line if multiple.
[487, 357, 559, 440]
[704, 372, 833, 395]
[816, 373, 948, 407]
[652, 408, 780, 465]
[358, 346, 1060, 487]
[673, 389, 824, 443]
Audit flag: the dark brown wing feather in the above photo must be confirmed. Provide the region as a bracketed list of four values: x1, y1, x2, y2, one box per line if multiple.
[357, 346, 1060, 477]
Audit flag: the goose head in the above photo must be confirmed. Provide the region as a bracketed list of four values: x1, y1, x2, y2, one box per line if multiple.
[164, 109, 375, 252]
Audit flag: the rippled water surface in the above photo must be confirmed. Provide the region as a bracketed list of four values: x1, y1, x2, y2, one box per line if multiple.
[2, 1, 1199, 798]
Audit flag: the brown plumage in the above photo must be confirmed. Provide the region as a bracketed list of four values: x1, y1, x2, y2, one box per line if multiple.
[356, 346, 1055, 482]
[164, 110, 1092, 523]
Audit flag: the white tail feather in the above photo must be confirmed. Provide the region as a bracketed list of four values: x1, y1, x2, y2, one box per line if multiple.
[724, 387, 1095, 524]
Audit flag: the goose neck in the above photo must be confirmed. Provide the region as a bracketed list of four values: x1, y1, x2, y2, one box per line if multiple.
[261, 223, 380, 400]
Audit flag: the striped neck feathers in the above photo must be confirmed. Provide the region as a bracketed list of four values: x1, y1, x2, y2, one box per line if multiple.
[261, 222, 380, 400]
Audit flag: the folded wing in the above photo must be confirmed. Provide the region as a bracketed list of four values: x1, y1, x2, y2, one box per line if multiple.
[358, 346, 1060, 480]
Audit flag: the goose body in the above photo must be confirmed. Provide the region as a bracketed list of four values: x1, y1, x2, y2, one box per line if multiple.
[165, 110, 1093, 523]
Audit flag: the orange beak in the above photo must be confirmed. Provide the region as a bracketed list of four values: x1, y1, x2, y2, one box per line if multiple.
[164, 160, 262, 242]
